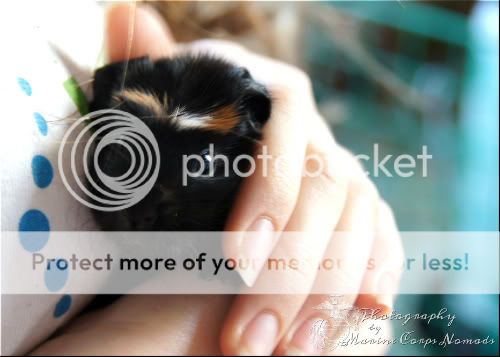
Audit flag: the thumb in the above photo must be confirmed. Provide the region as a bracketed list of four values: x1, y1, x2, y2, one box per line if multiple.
[106, 3, 175, 62]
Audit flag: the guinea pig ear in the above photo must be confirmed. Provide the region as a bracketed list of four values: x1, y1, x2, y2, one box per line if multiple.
[90, 57, 153, 110]
[242, 80, 272, 134]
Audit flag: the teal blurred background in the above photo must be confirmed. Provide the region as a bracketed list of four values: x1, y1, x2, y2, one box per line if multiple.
[307, 1, 498, 232]
[305, 1, 499, 355]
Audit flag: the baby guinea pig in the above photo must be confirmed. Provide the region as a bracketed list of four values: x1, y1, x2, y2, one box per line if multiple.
[87, 54, 271, 231]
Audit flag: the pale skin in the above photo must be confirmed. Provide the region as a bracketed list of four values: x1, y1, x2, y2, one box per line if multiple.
[31, 5, 404, 356]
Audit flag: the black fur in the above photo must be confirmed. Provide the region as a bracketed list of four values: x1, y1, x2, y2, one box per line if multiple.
[87, 54, 271, 231]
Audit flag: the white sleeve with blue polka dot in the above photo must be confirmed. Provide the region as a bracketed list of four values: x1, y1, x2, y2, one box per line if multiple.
[0, 2, 115, 355]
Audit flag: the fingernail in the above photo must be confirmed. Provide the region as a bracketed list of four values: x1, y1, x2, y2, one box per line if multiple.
[376, 273, 395, 313]
[240, 312, 279, 356]
[285, 317, 325, 356]
[238, 217, 275, 287]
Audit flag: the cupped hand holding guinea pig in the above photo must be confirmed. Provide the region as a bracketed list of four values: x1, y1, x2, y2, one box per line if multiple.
[31, 4, 404, 356]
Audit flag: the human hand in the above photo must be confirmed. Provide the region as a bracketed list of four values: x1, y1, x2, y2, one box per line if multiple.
[175, 16, 404, 357]
[183, 39, 404, 355]
[32, 4, 404, 355]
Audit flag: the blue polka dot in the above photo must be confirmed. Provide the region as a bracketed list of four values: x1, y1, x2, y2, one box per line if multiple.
[19, 209, 50, 252]
[33, 113, 48, 136]
[31, 155, 53, 188]
[54, 295, 72, 318]
[17, 77, 32, 96]
[45, 258, 69, 292]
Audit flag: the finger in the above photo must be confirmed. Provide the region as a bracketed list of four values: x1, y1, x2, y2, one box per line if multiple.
[222, 132, 377, 354]
[271, 296, 393, 356]
[219, 131, 349, 356]
[106, 3, 175, 62]
[272, 172, 379, 355]
[30, 295, 232, 356]
[327, 319, 393, 356]
[220, 168, 347, 356]
[226, 72, 317, 289]
[274, 193, 400, 356]
[355, 199, 404, 314]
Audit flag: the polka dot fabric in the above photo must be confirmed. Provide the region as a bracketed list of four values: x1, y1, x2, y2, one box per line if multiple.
[18, 209, 50, 252]
[2, 2, 105, 354]
[53, 295, 73, 318]
[16, 77, 71, 307]
[33, 113, 48, 136]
